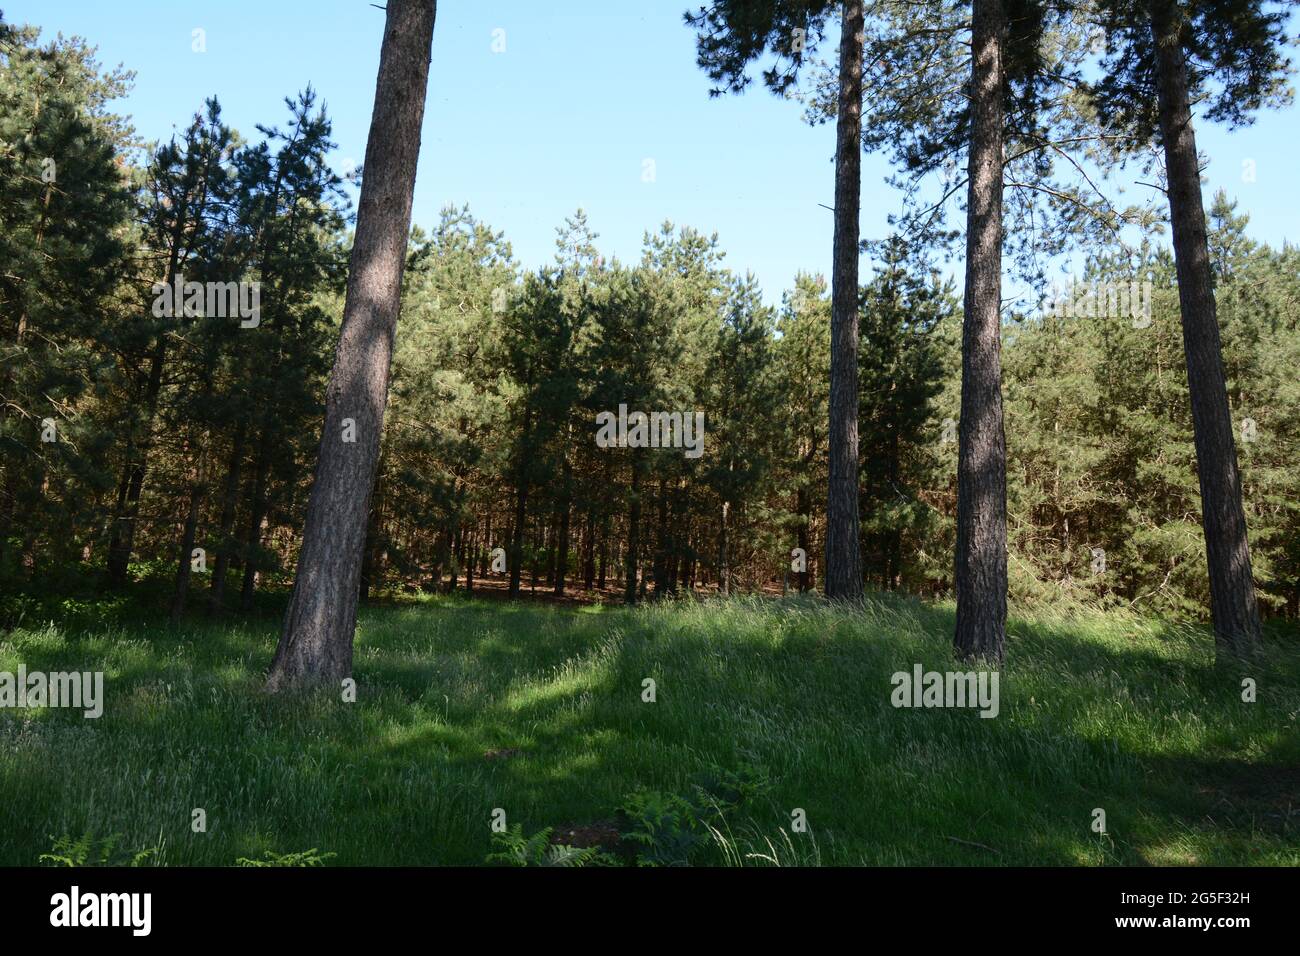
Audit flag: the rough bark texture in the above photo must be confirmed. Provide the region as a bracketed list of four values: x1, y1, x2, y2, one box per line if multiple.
[1149, 0, 1261, 660]
[953, 0, 1008, 664]
[266, 0, 436, 691]
[824, 0, 865, 601]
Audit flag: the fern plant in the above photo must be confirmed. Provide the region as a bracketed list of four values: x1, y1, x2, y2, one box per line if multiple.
[40, 832, 159, 867]
[236, 848, 337, 867]
[617, 790, 705, 866]
[485, 824, 614, 867]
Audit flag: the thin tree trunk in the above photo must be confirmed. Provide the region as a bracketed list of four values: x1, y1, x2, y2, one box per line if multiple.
[530, 521, 542, 591]
[107, 211, 188, 588]
[360, 487, 383, 601]
[240, 443, 271, 611]
[170, 481, 204, 622]
[654, 477, 669, 596]
[208, 422, 246, 614]
[464, 522, 475, 593]
[267, 0, 437, 691]
[554, 458, 571, 595]
[106, 454, 148, 587]
[582, 504, 596, 590]
[953, 0, 1008, 664]
[509, 414, 532, 597]
[718, 499, 731, 596]
[796, 483, 812, 592]
[597, 513, 609, 590]
[624, 460, 642, 605]
[824, 0, 865, 600]
[667, 478, 684, 593]
[1149, 0, 1261, 660]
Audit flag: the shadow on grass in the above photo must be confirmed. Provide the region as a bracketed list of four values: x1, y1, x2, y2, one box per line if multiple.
[3, 588, 1298, 865]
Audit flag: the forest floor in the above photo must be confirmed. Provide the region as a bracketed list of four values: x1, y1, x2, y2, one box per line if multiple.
[1, 588, 1297, 866]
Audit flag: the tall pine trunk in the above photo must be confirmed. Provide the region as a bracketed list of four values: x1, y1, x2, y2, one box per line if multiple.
[266, 0, 436, 691]
[824, 0, 865, 600]
[1149, 0, 1261, 660]
[953, 0, 1008, 663]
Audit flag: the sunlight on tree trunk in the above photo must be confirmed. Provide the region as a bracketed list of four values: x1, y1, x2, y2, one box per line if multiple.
[953, 0, 1008, 664]
[824, 0, 865, 601]
[1149, 0, 1261, 661]
[267, 0, 437, 692]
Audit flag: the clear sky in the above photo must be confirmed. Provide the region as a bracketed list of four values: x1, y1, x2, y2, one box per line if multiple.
[10, 1, 1299, 305]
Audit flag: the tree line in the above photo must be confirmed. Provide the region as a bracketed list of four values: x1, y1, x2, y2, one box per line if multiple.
[1, 1, 1295, 690]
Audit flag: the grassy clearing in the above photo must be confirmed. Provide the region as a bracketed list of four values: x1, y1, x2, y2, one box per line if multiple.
[1, 591, 1297, 865]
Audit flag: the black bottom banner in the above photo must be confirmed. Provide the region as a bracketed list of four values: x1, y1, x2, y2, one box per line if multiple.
[2, 865, 1289, 941]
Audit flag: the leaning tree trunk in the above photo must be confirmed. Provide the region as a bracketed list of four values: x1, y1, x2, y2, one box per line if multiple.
[266, 0, 437, 691]
[824, 0, 866, 601]
[1149, 0, 1261, 660]
[953, 0, 1008, 664]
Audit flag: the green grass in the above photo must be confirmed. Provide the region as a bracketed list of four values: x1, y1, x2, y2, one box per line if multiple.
[1, 591, 1297, 865]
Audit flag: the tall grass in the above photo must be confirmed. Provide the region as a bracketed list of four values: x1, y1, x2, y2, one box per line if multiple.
[1, 591, 1295, 865]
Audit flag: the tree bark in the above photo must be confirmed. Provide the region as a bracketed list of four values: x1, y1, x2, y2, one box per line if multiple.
[509, 409, 532, 597]
[1149, 0, 1261, 660]
[266, 0, 437, 691]
[953, 0, 1008, 664]
[239, 442, 271, 612]
[597, 513, 609, 590]
[624, 459, 642, 605]
[582, 504, 596, 589]
[554, 456, 571, 595]
[169, 426, 213, 621]
[207, 422, 246, 614]
[464, 523, 475, 593]
[106, 205, 189, 588]
[824, 0, 865, 601]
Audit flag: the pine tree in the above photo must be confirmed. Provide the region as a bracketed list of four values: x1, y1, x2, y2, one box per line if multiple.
[1087, 0, 1294, 659]
[0, 25, 135, 583]
[686, 0, 865, 599]
[268, 0, 437, 691]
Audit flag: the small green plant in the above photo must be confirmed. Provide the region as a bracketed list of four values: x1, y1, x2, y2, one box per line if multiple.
[39, 832, 159, 867]
[236, 847, 337, 867]
[689, 760, 771, 819]
[616, 762, 773, 866]
[617, 790, 705, 866]
[485, 824, 614, 867]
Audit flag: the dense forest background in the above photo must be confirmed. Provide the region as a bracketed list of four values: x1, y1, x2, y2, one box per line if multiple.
[2, 21, 1298, 625]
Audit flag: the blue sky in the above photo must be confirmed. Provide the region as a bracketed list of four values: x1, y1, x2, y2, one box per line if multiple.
[10, 1, 1299, 305]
